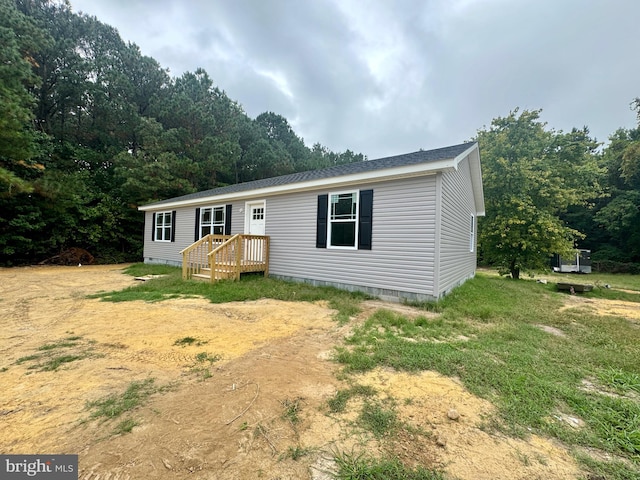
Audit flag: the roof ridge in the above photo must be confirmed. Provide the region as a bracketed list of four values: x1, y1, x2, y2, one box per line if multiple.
[141, 141, 477, 208]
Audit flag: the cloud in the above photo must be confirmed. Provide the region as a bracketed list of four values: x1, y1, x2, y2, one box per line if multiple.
[71, 0, 640, 157]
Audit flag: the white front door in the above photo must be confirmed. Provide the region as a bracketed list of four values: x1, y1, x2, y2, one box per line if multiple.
[245, 201, 266, 261]
[247, 202, 266, 235]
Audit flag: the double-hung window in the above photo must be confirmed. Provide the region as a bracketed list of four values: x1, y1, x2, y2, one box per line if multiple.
[329, 191, 359, 248]
[194, 205, 231, 241]
[154, 211, 174, 242]
[316, 190, 373, 250]
[200, 206, 225, 237]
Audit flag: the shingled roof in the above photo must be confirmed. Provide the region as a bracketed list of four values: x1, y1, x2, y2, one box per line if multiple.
[141, 141, 477, 209]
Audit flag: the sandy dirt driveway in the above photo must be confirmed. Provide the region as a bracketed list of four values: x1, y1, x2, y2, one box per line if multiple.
[0, 265, 584, 479]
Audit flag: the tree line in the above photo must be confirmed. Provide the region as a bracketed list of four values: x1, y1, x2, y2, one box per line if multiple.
[1, 0, 639, 274]
[0, 0, 364, 265]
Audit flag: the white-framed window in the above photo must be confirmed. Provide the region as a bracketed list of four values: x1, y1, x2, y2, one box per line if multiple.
[328, 190, 359, 248]
[470, 214, 475, 252]
[200, 206, 225, 238]
[155, 211, 173, 242]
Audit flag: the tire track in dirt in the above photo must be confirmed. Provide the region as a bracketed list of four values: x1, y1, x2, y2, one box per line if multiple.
[71, 325, 349, 480]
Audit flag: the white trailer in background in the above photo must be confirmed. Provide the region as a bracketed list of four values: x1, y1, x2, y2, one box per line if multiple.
[552, 249, 592, 274]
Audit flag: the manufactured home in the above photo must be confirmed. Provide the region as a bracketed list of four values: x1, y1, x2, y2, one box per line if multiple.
[139, 142, 484, 301]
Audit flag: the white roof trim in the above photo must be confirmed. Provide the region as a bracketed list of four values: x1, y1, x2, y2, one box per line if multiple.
[452, 143, 479, 170]
[468, 145, 485, 216]
[139, 157, 458, 211]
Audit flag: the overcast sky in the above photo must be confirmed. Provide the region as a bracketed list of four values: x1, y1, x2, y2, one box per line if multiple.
[70, 0, 639, 159]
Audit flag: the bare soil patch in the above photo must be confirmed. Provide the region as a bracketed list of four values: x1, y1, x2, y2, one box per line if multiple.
[560, 295, 640, 324]
[1, 265, 583, 479]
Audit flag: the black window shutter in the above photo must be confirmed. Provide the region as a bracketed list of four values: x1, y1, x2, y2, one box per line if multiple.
[171, 211, 176, 242]
[194, 208, 200, 241]
[358, 189, 373, 250]
[151, 212, 156, 241]
[316, 194, 328, 248]
[224, 204, 232, 235]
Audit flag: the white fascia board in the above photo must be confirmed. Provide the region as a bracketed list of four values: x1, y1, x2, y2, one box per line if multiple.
[139, 158, 457, 211]
[452, 143, 479, 169]
[469, 146, 485, 216]
[451, 143, 485, 216]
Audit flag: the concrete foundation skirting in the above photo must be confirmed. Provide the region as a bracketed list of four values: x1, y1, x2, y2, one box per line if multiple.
[144, 258, 473, 303]
[269, 274, 438, 303]
[145, 258, 181, 268]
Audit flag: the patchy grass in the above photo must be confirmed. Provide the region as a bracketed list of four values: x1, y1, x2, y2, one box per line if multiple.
[333, 451, 446, 480]
[90, 263, 367, 323]
[14, 336, 95, 372]
[281, 445, 312, 461]
[327, 384, 377, 413]
[38, 355, 84, 371]
[358, 401, 399, 438]
[188, 352, 221, 381]
[86, 263, 640, 476]
[336, 273, 640, 477]
[38, 341, 79, 351]
[194, 352, 221, 363]
[173, 336, 208, 347]
[575, 451, 639, 480]
[83, 378, 176, 435]
[86, 378, 159, 420]
[113, 418, 139, 435]
[281, 397, 303, 426]
[330, 297, 363, 325]
[15, 354, 42, 365]
[120, 263, 178, 277]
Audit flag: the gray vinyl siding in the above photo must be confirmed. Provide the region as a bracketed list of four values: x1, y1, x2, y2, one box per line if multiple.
[266, 175, 438, 299]
[143, 204, 229, 266]
[437, 156, 477, 295]
[143, 175, 440, 299]
[144, 209, 190, 266]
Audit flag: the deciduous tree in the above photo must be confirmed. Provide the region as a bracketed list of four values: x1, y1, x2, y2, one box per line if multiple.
[476, 109, 602, 278]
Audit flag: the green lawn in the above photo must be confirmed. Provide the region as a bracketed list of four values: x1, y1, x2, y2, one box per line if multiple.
[478, 267, 640, 292]
[338, 273, 640, 479]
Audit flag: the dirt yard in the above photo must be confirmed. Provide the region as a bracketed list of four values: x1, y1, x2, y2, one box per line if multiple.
[0, 265, 595, 479]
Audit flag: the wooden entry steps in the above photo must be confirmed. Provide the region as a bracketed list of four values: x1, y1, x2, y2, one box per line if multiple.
[192, 268, 233, 282]
[192, 262, 268, 281]
[181, 234, 269, 283]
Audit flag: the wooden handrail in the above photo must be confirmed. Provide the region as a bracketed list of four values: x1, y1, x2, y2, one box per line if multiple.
[206, 234, 240, 257]
[182, 233, 270, 282]
[208, 234, 241, 281]
[181, 234, 232, 279]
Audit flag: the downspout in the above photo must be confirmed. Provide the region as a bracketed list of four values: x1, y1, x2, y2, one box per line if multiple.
[433, 172, 443, 298]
